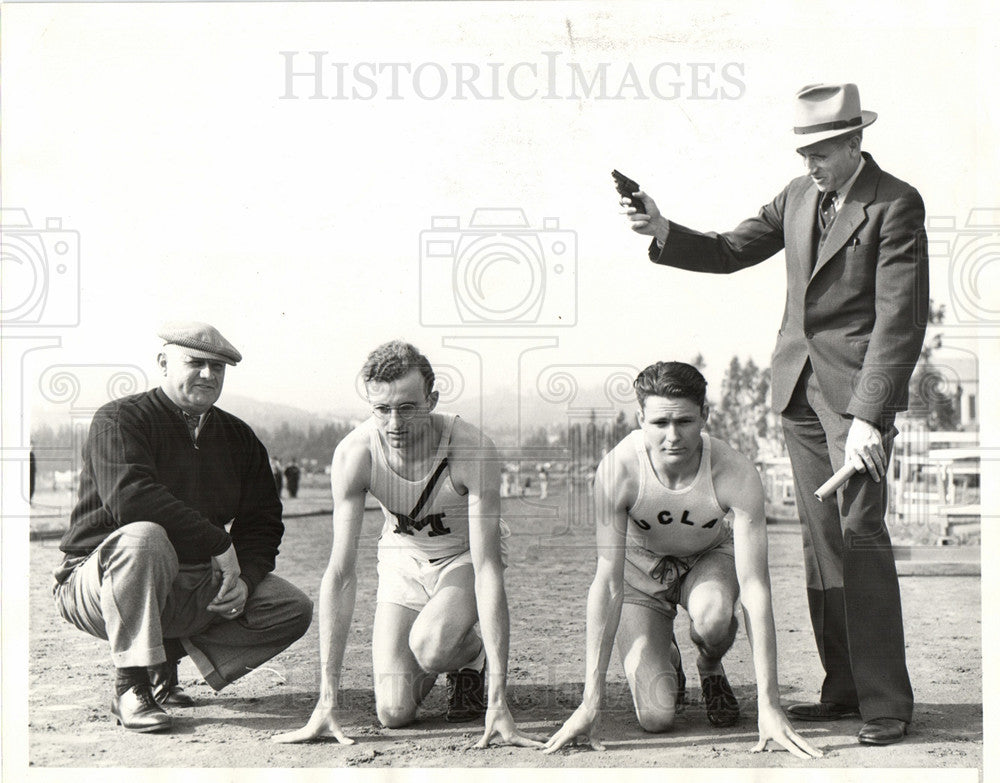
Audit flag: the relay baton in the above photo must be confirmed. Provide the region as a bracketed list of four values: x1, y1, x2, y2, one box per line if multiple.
[814, 464, 859, 502]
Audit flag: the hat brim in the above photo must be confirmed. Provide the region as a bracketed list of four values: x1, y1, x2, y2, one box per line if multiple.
[165, 344, 239, 366]
[793, 110, 877, 149]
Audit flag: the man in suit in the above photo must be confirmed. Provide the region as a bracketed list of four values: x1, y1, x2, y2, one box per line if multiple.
[620, 83, 928, 746]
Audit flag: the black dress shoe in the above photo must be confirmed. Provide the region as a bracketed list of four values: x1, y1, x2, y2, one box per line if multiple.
[111, 685, 173, 732]
[149, 662, 195, 708]
[788, 701, 861, 721]
[858, 718, 908, 745]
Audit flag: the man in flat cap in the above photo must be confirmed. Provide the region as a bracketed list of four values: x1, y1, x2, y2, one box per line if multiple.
[52, 322, 313, 732]
[620, 83, 927, 746]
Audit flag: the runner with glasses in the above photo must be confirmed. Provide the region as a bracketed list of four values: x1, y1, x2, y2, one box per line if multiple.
[275, 340, 542, 749]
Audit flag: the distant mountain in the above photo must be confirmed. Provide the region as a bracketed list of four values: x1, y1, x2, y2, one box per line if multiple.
[449, 387, 636, 430]
[29, 390, 358, 434]
[220, 394, 356, 432]
[29, 384, 630, 435]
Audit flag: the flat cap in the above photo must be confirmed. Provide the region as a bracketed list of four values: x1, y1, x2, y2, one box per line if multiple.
[157, 321, 242, 365]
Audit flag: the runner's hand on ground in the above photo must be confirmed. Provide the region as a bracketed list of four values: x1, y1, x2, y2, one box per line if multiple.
[753, 705, 823, 759]
[543, 704, 604, 753]
[272, 700, 355, 745]
[475, 703, 545, 749]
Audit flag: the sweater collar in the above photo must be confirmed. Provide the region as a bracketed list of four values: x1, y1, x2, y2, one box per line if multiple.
[153, 386, 213, 423]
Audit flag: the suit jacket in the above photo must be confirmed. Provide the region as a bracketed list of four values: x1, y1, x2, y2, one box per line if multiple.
[649, 153, 929, 424]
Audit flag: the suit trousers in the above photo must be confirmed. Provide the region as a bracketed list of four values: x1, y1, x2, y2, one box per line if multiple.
[781, 364, 913, 722]
[53, 521, 313, 690]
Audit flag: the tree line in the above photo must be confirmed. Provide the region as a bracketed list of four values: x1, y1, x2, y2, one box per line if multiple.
[30, 313, 963, 476]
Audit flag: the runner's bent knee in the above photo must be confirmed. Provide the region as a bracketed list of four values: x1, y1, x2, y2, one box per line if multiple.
[688, 597, 736, 642]
[408, 607, 475, 672]
[636, 706, 676, 733]
[690, 612, 738, 659]
[409, 629, 462, 673]
[376, 701, 417, 729]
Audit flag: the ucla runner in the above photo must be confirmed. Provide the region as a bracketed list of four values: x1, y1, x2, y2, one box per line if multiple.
[545, 361, 821, 758]
[275, 341, 541, 748]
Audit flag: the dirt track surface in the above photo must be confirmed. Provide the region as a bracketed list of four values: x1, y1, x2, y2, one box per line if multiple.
[27, 489, 982, 772]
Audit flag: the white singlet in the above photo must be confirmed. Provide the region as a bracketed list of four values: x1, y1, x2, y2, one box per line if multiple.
[368, 414, 471, 560]
[626, 430, 731, 558]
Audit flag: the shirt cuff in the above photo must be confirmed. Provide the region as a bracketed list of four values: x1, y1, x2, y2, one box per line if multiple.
[647, 237, 661, 261]
[647, 226, 669, 260]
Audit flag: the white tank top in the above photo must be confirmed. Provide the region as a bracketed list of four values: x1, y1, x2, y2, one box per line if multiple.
[368, 413, 471, 559]
[626, 430, 729, 557]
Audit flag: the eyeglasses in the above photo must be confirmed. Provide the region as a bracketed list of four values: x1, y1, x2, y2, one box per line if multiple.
[371, 402, 427, 421]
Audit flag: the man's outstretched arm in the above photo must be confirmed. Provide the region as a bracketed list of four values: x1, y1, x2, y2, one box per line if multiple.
[622, 187, 787, 273]
[723, 453, 823, 759]
[544, 458, 628, 753]
[458, 429, 544, 749]
[272, 437, 369, 745]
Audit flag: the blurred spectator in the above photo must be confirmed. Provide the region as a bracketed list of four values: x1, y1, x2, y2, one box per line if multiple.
[29, 448, 37, 505]
[284, 459, 301, 499]
[271, 457, 283, 497]
[500, 470, 513, 498]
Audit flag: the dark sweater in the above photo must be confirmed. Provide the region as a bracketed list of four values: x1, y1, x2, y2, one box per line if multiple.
[57, 387, 284, 593]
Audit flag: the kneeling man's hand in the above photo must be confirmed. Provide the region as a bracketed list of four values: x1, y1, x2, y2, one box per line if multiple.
[207, 544, 248, 618]
[475, 702, 545, 749]
[272, 698, 356, 745]
[754, 704, 823, 759]
[543, 704, 604, 753]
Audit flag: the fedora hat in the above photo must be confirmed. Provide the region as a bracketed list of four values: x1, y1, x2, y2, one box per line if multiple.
[792, 83, 877, 147]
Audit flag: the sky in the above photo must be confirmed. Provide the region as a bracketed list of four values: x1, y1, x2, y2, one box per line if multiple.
[4, 1, 997, 420]
[2, 0, 999, 779]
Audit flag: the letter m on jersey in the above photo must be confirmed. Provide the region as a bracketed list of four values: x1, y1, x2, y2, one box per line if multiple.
[392, 511, 451, 537]
[392, 457, 453, 537]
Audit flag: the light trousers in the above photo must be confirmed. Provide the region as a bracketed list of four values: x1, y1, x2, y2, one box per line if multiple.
[53, 521, 312, 690]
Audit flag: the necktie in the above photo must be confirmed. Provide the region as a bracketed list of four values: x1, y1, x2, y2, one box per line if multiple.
[182, 412, 200, 443]
[819, 190, 837, 229]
